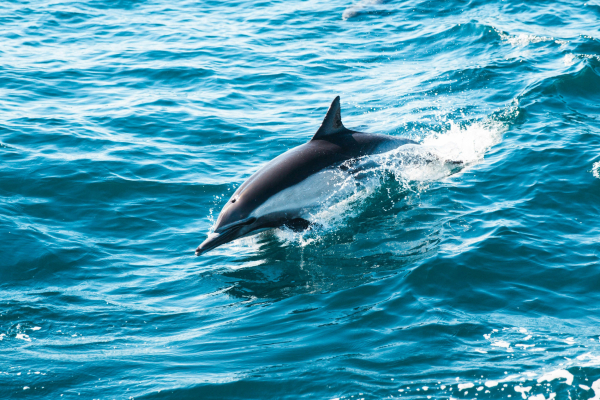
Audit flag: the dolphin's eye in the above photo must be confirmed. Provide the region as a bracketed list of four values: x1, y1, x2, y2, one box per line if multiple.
[231, 199, 236, 203]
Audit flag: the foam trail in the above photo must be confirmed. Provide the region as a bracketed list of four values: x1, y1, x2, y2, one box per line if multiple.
[371, 118, 504, 188]
[422, 121, 503, 164]
[592, 161, 600, 179]
[273, 117, 505, 244]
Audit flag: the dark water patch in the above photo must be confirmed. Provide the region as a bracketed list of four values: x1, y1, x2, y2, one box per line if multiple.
[113, 66, 215, 88]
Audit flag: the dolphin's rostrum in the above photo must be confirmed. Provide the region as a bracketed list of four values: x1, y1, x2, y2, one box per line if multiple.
[195, 96, 418, 256]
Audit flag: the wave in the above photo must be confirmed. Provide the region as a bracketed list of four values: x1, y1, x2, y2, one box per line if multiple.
[518, 58, 600, 105]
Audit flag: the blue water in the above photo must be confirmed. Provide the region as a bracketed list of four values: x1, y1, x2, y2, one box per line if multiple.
[2, 0, 600, 398]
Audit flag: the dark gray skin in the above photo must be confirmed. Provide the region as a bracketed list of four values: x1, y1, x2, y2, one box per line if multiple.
[195, 96, 417, 256]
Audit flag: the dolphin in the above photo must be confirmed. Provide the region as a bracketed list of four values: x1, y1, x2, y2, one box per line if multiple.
[195, 96, 419, 256]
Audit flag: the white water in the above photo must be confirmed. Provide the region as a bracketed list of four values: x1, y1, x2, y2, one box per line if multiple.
[272, 116, 505, 244]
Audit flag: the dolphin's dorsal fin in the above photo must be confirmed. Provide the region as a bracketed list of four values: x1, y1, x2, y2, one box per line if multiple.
[312, 96, 350, 140]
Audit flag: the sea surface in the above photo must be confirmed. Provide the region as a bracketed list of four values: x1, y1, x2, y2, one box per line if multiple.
[1, 0, 600, 399]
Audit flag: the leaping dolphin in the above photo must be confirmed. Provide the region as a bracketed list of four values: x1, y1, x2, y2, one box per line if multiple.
[195, 96, 419, 256]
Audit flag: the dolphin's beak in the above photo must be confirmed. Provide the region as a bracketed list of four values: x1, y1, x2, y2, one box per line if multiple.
[196, 217, 258, 256]
[195, 229, 243, 256]
[195, 232, 223, 256]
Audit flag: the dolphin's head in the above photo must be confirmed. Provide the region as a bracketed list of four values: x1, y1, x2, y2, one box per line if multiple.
[195, 193, 260, 256]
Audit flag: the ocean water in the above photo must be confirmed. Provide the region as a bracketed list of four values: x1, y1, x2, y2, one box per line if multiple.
[1, 0, 600, 398]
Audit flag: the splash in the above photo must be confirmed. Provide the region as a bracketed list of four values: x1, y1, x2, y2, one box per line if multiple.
[563, 53, 600, 67]
[564, 53, 576, 66]
[493, 28, 557, 47]
[385, 325, 600, 400]
[422, 120, 503, 165]
[592, 161, 600, 179]
[273, 116, 506, 245]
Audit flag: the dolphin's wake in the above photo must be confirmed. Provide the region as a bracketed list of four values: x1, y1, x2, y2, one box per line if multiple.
[273, 118, 506, 247]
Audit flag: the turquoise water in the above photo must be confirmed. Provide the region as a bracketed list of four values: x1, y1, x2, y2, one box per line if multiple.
[1, 0, 600, 398]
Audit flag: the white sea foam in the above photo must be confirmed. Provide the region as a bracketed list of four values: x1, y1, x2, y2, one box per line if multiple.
[563, 53, 576, 66]
[592, 161, 600, 179]
[442, 327, 600, 400]
[564, 337, 575, 345]
[16, 333, 31, 342]
[515, 344, 535, 349]
[590, 379, 600, 400]
[275, 118, 503, 242]
[492, 340, 511, 349]
[369, 118, 504, 193]
[514, 385, 532, 399]
[537, 369, 574, 385]
[494, 28, 555, 47]
[422, 120, 503, 166]
[529, 394, 556, 400]
[576, 353, 600, 366]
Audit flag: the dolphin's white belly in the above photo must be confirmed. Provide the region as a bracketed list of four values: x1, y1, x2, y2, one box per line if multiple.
[250, 167, 352, 220]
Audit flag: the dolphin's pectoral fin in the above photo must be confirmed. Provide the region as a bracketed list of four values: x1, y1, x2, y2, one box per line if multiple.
[312, 96, 352, 141]
[283, 218, 313, 232]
